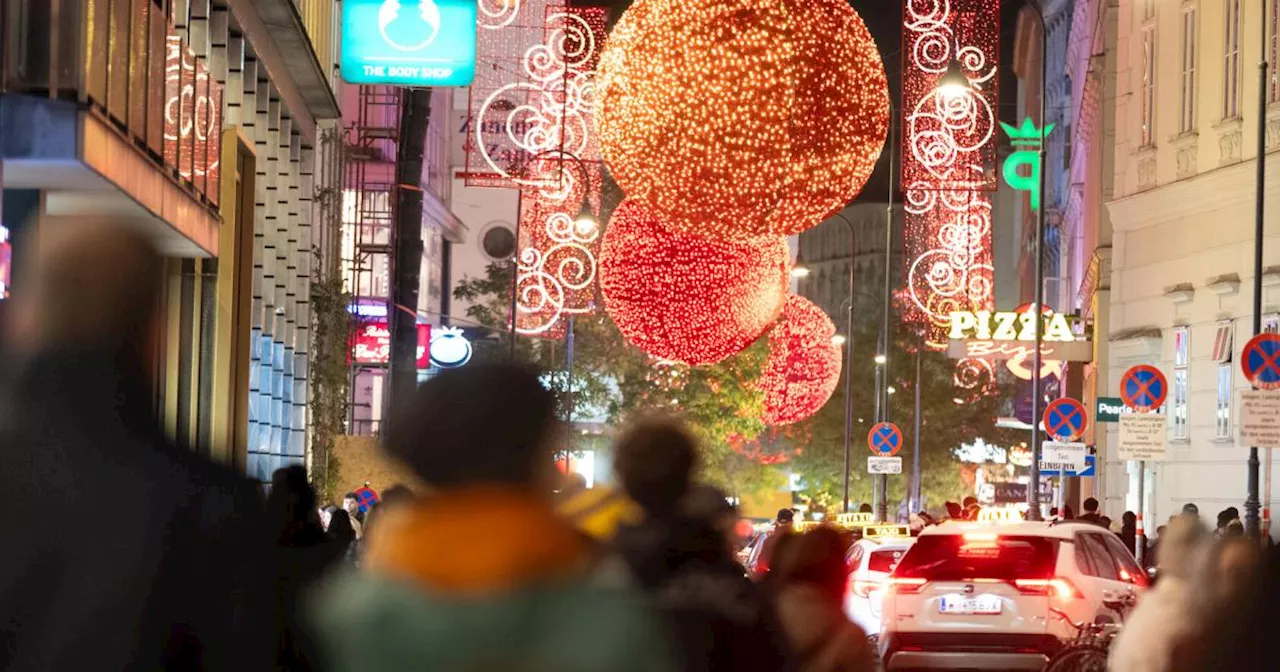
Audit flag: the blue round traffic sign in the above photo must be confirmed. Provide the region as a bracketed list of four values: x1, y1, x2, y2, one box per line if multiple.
[1242, 333, 1280, 390]
[1043, 397, 1088, 442]
[867, 422, 903, 457]
[1120, 365, 1167, 412]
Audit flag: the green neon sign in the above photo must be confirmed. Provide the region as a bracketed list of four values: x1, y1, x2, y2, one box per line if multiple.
[1000, 118, 1055, 210]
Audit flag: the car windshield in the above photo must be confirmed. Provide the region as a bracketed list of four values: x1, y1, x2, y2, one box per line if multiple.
[893, 534, 1058, 581]
[868, 548, 908, 573]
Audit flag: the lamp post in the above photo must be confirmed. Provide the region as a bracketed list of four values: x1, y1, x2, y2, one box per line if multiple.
[1247, 1, 1270, 539]
[941, 0, 1050, 521]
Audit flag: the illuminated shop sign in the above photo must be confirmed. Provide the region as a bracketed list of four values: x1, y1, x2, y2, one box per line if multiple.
[1001, 118, 1054, 210]
[350, 321, 432, 368]
[340, 0, 477, 87]
[428, 327, 473, 368]
[948, 307, 1092, 380]
[163, 30, 222, 203]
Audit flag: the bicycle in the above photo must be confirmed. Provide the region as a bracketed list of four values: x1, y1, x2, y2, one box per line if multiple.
[1043, 592, 1138, 672]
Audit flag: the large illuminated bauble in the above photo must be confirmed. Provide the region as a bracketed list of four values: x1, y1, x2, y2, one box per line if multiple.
[761, 295, 842, 426]
[597, 0, 889, 240]
[599, 199, 790, 365]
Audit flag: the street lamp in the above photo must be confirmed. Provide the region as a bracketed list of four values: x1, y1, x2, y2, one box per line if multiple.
[832, 334, 848, 346]
[791, 266, 812, 279]
[1246, 2, 1271, 538]
[874, 354, 887, 365]
[937, 60, 971, 98]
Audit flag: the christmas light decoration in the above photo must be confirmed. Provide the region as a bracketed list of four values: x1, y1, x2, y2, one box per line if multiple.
[900, 0, 1000, 391]
[596, 0, 889, 240]
[760, 295, 842, 426]
[599, 199, 790, 365]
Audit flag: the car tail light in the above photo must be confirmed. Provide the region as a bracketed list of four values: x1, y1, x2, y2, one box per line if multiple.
[852, 579, 882, 598]
[1014, 577, 1081, 600]
[888, 577, 927, 594]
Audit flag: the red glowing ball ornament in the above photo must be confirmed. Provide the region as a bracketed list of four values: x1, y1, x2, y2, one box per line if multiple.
[596, 0, 889, 241]
[599, 199, 790, 365]
[761, 295, 843, 426]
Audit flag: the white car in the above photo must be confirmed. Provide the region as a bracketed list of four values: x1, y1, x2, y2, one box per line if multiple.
[878, 520, 1147, 670]
[844, 525, 916, 636]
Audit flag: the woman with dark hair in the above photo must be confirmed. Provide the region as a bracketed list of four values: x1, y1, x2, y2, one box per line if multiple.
[772, 527, 875, 672]
[266, 465, 340, 671]
[327, 508, 358, 565]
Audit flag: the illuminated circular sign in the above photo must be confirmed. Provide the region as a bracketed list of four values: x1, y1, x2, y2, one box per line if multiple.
[429, 327, 473, 368]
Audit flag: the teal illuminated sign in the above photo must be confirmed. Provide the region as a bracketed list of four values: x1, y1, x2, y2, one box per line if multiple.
[340, 0, 477, 87]
[1000, 118, 1054, 210]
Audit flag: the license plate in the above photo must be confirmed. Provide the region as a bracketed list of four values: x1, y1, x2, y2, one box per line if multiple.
[938, 595, 1002, 615]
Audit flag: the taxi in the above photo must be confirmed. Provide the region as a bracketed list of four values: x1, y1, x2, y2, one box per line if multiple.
[843, 524, 916, 636]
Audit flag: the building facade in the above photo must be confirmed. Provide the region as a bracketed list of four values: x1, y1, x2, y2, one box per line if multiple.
[795, 203, 904, 324]
[0, 0, 344, 482]
[1105, 0, 1280, 534]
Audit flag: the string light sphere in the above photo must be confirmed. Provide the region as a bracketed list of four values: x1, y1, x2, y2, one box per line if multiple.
[596, 0, 890, 241]
[599, 199, 790, 365]
[760, 295, 842, 426]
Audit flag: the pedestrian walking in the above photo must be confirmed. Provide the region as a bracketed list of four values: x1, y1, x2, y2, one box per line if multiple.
[772, 526, 876, 672]
[311, 364, 675, 672]
[606, 416, 790, 671]
[325, 509, 359, 566]
[1079, 497, 1103, 526]
[0, 220, 274, 671]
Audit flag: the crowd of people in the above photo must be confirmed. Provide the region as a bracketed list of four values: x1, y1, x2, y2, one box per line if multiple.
[4, 223, 1280, 671]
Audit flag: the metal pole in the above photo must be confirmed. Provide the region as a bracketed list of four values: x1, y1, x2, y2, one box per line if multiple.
[1247, 0, 1268, 539]
[565, 315, 575, 473]
[1136, 460, 1146, 565]
[1026, 0, 1049, 522]
[509, 191, 522, 363]
[912, 339, 922, 511]
[876, 87, 898, 524]
[1265, 448, 1273, 542]
[841, 213, 856, 514]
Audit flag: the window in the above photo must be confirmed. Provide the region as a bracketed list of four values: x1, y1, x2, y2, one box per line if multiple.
[1142, 25, 1157, 145]
[1180, 4, 1198, 133]
[1214, 321, 1234, 439]
[1173, 326, 1190, 439]
[1100, 534, 1150, 586]
[868, 549, 907, 574]
[1265, 314, 1280, 334]
[894, 535, 1059, 581]
[1225, 0, 1242, 119]
[1075, 533, 1122, 580]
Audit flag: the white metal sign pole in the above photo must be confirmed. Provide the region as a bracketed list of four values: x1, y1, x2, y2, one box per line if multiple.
[1136, 460, 1146, 565]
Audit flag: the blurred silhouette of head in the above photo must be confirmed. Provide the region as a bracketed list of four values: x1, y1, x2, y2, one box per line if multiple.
[613, 416, 697, 516]
[384, 364, 557, 490]
[1123, 511, 1137, 528]
[380, 484, 417, 509]
[268, 466, 324, 546]
[858, 503, 873, 514]
[1083, 497, 1100, 514]
[328, 508, 356, 546]
[945, 501, 962, 519]
[962, 496, 978, 509]
[774, 526, 849, 601]
[6, 219, 162, 366]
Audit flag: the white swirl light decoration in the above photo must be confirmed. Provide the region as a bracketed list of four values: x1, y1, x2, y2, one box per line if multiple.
[514, 208, 601, 335]
[478, 0, 522, 29]
[474, 12, 599, 186]
[163, 35, 220, 182]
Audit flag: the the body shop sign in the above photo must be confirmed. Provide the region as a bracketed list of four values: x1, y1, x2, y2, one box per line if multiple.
[340, 0, 477, 86]
[350, 321, 431, 368]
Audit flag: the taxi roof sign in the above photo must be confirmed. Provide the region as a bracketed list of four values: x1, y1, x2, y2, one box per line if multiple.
[834, 512, 875, 527]
[976, 508, 1023, 524]
[862, 524, 911, 540]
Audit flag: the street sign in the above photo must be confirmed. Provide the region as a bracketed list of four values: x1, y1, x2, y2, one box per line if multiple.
[993, 481, 1054, 504]
[1040, 455, 1096, 478]
[1096, 397, 1135, 423]
[1040, 441, 1088, 471]
[867, 422, 904, 457]
[353, 486, 380, 513]
[1242, 333, 1280, 390]
[341, 0, 478, 87]
[1118, 413, 1167, 461]
[1043, 398, 1088, 441]
[1241, 390, 1280, 448]
[868, 456, 903, 474]
[1120, 365, 1168, 412]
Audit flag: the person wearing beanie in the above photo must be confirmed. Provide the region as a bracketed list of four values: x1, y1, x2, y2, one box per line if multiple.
[311, 365, 674, 672]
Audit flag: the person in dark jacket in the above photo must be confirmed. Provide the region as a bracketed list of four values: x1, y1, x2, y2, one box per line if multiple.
[609, 416, 790, 672]
[0, 220, 274, 671]
[327, 509, 359, 565]
[1079, 497, 1103, 526]
[267, 465, 342, 671]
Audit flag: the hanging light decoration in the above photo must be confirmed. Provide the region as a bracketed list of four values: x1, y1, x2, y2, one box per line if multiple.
[761, 295, 842, 426]
[599, 199, 790, 365]
[596, 0, 890, 240]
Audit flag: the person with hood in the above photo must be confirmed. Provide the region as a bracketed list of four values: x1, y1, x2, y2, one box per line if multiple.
[607, 417, 789, 671]
[311, 364, 674, 672]
[1108, 515, 1210, 672]
[772, 526, 876, 672]
[0, 220, 274, 670]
